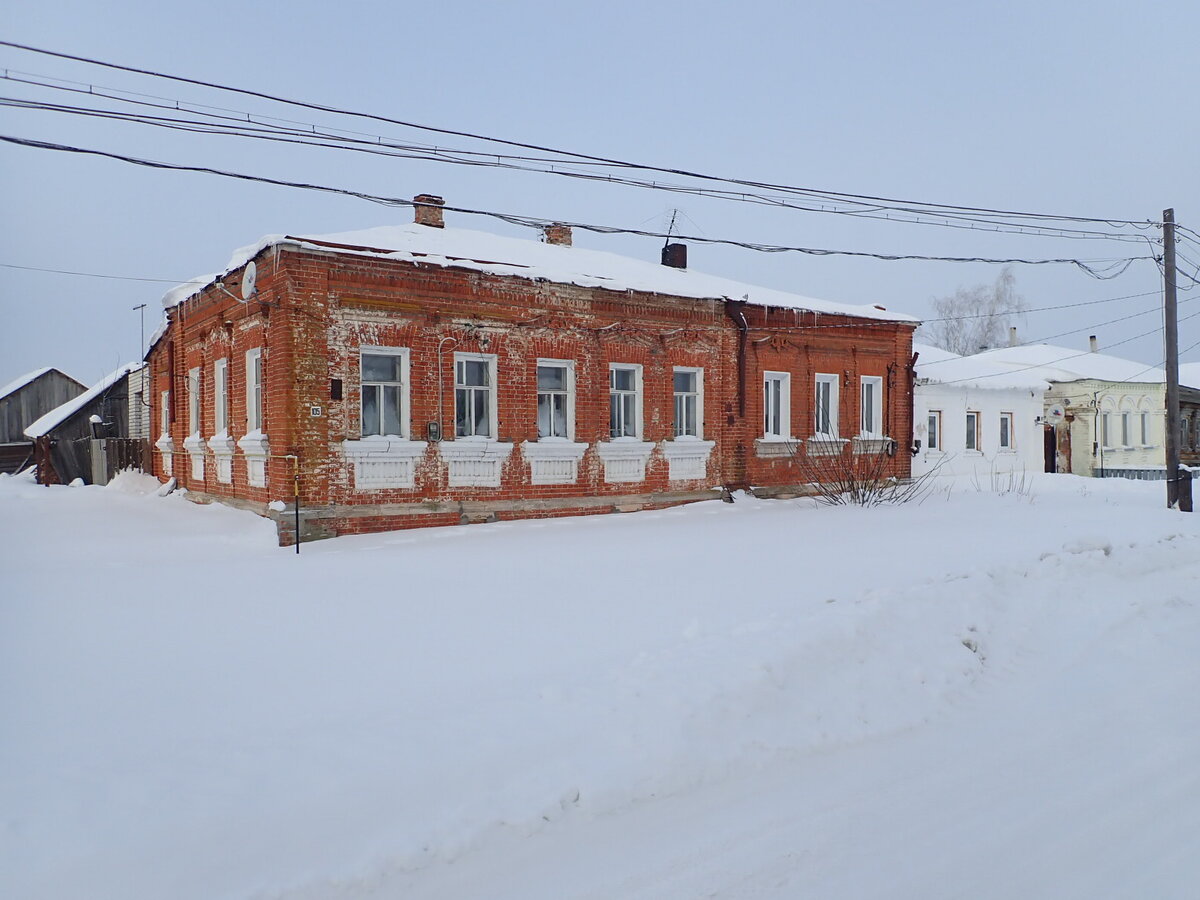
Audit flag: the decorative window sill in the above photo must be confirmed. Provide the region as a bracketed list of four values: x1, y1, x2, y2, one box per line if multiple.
[183, 433, 207, 455]
[238, 431, 269, 487]
[438, 440, 513, 488]
[852, 436, 891, 455]
[660, 439, 715, 480]
[237, 431, 270, 456]
[154, 435, 175, 453]
[597, 440, 654, 483]
[807, 437, 849, 457]
[207, 432, 237, 456]
[343, 438, 427, 490]
[522, 440, 588, 485]
[754, 438, 799, 459]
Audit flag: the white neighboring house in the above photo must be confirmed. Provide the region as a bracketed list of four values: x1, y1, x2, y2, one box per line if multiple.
[912, 343, 1048, 478]
[968, 342, 1194, 479]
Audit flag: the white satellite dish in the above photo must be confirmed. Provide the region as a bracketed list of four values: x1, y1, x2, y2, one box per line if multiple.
[240, 261, 258, 300]
[1047, 403, 1066, 423]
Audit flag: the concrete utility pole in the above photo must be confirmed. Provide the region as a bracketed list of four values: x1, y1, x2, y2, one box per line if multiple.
[1162, 209, 1191, 511]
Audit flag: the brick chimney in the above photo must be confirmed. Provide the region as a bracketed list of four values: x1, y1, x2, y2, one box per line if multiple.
[662, 243, 687, 269]
[413, 194, 445, 228]
[542, 223, 572, 246]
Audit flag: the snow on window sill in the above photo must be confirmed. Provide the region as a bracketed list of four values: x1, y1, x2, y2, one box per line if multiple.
[183, 432, 207, 455]
[154, 434, 175, 452]
[237, 432, 269, 457]
[208, 431, 237, 455]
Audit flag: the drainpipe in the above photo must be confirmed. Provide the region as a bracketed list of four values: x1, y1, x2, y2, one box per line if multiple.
[723, 299, 749, 417]
[437, 336, 459, 439]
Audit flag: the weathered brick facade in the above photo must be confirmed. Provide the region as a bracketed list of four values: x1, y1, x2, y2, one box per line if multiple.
[147, 209, 916, 543]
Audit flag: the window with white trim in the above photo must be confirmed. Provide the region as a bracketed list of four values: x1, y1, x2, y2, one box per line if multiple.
[673, 367, 703, 438]
[966, 411, 980, 451]
[245, 348, 263, 433]
[999, 412, 1014, 450]
[859, 376, 883, 437]
[213, 358, 228, 434]
[160, 390, 170, 438]
[1101, 412, 1112, 447]
[1141, 412, 1151, 446]
[609, 363, 642, 439]
[361, 347, 410, 438]
[455, 352, 497, 438]
[927, 410, 942, 450]
[814, 374, 839, 437]
[762, 371, 790, 439]
[536, 360, 574, 439]
[1121, 411, 1133, 447]
[187, 367, 200, 435]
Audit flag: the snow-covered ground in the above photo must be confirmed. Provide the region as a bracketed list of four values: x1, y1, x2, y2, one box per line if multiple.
[2, 471, 1198, 899]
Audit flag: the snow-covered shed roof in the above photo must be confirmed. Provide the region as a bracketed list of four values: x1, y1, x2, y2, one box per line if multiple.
[913, 343, 1049, 391]
[0, 367, 58, 402]
[24, 362, 140, 438]
[965, 344, 1164, 385]
[160, 222, 918, 325]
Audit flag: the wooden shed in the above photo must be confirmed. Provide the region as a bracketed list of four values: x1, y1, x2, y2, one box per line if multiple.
[0, 367, 86, 474]
[25, 363, 145, 485]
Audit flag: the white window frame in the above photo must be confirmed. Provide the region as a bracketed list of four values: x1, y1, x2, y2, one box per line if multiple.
[999, 411, 1015, 450]
[536, 358, 575, 441]
[1121, 411, 1133, 447]
[762, 371, 791, 439]
[1101, 411, 1112, 448]
[609, 362, 644, 440]
[360, 346, 411, 439]
[160, 389, 170, 439]
[927, 410, 942, 451]
[213, 358, 228, 435]
[966, 411, 981, 451]
[187, 367, 201, 436]
[859, 375, 883, 438]
[814, 373, 839, 438]
[454, 351, 498, 440]
[245, 348, 264, 434]
[673, 366, 704, 439]
[1140, 411, 1151, 446]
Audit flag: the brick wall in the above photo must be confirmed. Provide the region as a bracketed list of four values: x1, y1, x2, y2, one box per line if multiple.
[148, 243, 916, 542]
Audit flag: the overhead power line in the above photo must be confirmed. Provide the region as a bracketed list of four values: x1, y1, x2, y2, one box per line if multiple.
[0, 39, 1156, 231]
[0, 133, 1152, 278]
[0, 91, 1144, 242]
[0, 73, 1156, 244]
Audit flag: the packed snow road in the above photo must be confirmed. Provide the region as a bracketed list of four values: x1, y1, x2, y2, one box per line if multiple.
[1, 471, 1197, 899]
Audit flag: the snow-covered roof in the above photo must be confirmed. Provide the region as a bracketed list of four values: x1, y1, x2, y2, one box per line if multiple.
[160, 222, 917, 324]
[961, 344, 1164, 385]
[0, 367, 58, 402]
[913, 343, 1050, 391]
[24, 362, 140, 438]
[1180, 362, 1200, 390]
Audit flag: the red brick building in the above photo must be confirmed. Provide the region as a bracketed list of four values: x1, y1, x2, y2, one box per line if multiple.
[146, 196, 917, 543]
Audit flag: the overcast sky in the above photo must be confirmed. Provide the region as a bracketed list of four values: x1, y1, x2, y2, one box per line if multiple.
[3, 0, 1199, 387]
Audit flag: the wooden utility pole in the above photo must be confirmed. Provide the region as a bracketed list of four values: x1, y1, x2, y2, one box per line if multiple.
[1162, 209, 1191, 511]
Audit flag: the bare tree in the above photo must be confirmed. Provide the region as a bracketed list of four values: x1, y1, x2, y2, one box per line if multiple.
[789, 440, 949, 507]
[919, 266, 1025, 355]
